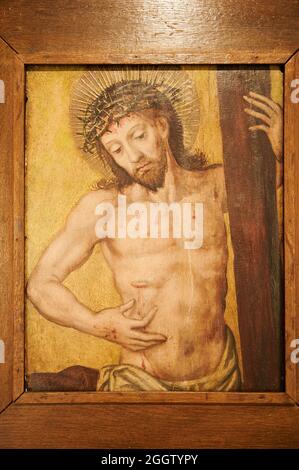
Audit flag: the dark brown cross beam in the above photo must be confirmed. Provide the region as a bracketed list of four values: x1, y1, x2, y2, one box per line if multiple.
[217, 67, 283, 391]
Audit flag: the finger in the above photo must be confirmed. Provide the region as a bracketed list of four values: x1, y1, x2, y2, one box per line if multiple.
[131, 330, 167, 342]
[243, 95, 275, 118]
[249, 125, 269, 133]
[128, 345, 146, 352]
[129, 340, 164, 351]
[133, 305, 158, 328]
[249, 92, 281, 113]
[244, 108, 271, 125]
[119, 298, 135, 314]
[127, 342, 149, 352]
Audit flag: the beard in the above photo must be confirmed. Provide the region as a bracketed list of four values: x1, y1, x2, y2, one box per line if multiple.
[133, 155, 167, 191]
[132, 140, 168, 191]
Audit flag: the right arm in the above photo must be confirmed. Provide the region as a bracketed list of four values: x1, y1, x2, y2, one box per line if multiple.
[26, 191, 102, 334]
[27, 191, 166, 351]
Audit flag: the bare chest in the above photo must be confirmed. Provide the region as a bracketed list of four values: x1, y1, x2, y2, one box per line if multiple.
[99, 189, 226, 257]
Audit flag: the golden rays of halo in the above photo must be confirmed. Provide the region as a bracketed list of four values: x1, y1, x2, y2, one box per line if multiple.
[70, 66, 201, 182]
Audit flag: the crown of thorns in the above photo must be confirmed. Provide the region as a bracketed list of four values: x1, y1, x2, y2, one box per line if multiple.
[81, 80, 178, 155]
[70, 68, 200, 181]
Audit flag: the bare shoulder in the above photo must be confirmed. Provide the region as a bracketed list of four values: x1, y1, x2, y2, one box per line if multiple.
[65, 187, 117, 231]
[203, 163, 224, 183]
[200, 164, 225, 195]
[205, 164, 227, 211]
[184, 163, 224, 189]
[184, 164, 227, 211]
[74, 187, 117, 211]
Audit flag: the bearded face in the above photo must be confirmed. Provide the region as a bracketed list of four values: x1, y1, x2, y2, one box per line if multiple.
[100, 111, 169, 191]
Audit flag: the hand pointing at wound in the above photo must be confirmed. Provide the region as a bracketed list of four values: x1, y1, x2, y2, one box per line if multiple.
[92, 299, 167, 352]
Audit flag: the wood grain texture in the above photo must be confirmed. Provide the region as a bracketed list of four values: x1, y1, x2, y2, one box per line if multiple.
[217, 68, 283, 391]
[17, 391, 294, 405]
[12, 57, 25, 401]
[0, 1, 298, 450]
[0, 38, 24, 412]
[0, 403, 298, 448]
[0, 0, 298, 64]
[285, 51, 299, 403]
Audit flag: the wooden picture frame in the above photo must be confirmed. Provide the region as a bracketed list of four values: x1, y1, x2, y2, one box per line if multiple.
[0, 0, 299, 448]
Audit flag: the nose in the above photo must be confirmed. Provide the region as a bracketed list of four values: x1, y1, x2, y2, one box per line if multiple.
[123, 142, 143, 164]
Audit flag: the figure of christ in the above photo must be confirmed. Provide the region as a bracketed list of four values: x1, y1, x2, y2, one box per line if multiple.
[27, 80, 283, 392]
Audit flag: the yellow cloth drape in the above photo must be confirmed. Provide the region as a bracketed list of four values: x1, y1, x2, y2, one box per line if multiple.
[97, 326, 241, 392]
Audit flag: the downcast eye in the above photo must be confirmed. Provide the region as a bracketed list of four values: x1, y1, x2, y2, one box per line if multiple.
[135, 132, 145, 139]
[112, 147, 122, 154]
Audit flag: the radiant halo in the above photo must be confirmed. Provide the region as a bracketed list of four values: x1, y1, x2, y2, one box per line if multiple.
[70, 66, 201, 182]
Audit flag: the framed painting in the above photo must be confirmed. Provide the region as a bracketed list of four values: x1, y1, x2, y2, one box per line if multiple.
[0, 0, 299, 449]
[24, 64, 283, 395]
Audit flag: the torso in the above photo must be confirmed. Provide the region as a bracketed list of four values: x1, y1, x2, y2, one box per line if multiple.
[98, 165, 228, 381]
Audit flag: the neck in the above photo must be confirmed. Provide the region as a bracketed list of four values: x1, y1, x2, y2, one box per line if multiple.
[152, 142, 182, 202]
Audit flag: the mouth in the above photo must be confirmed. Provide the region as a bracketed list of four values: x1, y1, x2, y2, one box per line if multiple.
[136, 162, 152, 175]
